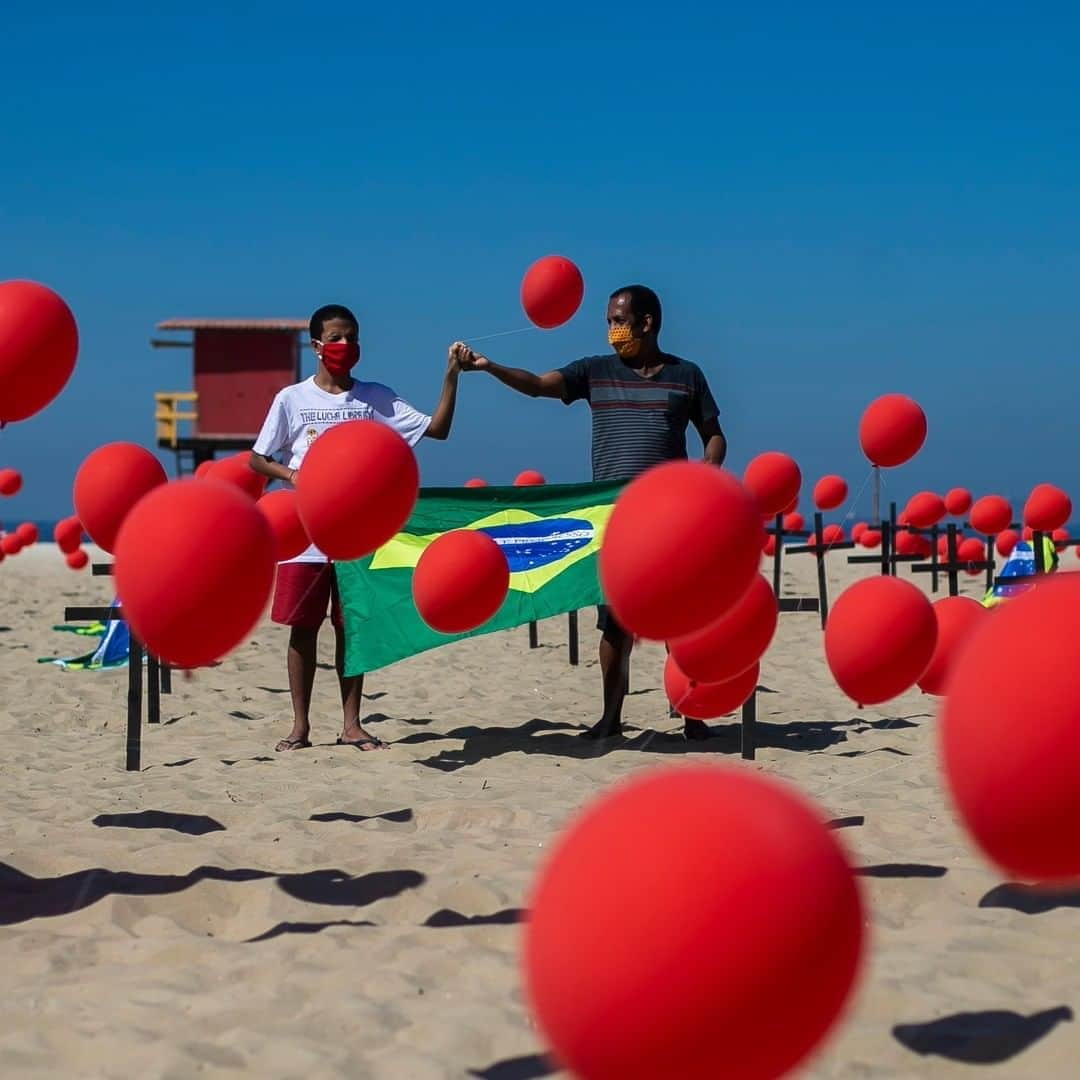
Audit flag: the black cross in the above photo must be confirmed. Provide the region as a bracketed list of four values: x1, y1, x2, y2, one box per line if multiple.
[909, 524, 994, 597]
[780, 512, 856, 628]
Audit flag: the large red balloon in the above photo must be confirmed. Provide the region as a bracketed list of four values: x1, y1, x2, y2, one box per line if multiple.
[670, 575, 776, 684]
[53, 516, 83, 555]
[523, 766, 864, 1080]
[296, 420, 419, 561]
[520, 256, 585, 329]
[206, 453, 267, 502]
[256, 489, 310, 562]
[412, 529, 510, 634]
[969, 495, 1012, 536]
[1023, 483, 1072, 533]
[945, 487, 972, 516]
[0, 281, 79, 423]
[742, 452, 801, 518]
[0, 468, 22, 496]
[995, 528, 1019, 557]
[600, 462, 763, 641]
[782, 511, 805, 533]
[905, 491, 946, 529]
[514, 470, 546, 487]
[813, 475, 847, 511]
[825, 577, 936, 704]
[858, 394, 927, 468]
[73, 442, 167, 554]
[939, 575, 1080, 881]
[194, 460, 215, 479]
[664, 657, 760, 720]
[917, 596, 986, 696]
[114, 480, 275, 668]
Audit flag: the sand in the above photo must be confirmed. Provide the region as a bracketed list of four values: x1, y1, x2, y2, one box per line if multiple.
[1, 542, 1078, 1078]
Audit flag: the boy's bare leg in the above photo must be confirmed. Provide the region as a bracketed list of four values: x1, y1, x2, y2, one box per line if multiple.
[335, 624, 386, 749]
[278, 626, 317, 750]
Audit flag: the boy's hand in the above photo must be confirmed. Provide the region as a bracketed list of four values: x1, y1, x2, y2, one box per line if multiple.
[455, 345, 490, 372]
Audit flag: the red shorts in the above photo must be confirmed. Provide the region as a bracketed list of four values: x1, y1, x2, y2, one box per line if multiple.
[271, 562, 343, 629]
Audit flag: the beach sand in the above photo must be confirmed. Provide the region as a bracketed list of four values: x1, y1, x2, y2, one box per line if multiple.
[1, 543, 1078, 1078]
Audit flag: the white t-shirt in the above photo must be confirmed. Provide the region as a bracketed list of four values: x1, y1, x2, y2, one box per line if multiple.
[253, 376, 431, 563]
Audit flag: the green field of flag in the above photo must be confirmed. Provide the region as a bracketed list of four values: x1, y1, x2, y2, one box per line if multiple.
[335, 481, 623, 675]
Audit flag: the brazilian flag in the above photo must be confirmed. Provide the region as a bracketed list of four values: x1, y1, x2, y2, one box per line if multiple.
[335, 481, 623, 675]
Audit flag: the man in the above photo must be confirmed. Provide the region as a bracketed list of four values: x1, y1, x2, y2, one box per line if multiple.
[460, 284, 727, 740]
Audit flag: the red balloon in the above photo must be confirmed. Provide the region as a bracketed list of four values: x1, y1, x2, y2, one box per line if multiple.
[464, 478, 488, 488]
[114, 480, 275, 668]
[194, 460, 215, 479]
[859, 528, 882, 549]
[65, 549, 88, 570]
[412, 529, 510, 634]
[0, 281, 79, 423]
[945, 487, 972, 516]
[523, 766, 864, 1080]
[969, 495, 1012, 536]
[0, 468, 22, 496]
[670, 575, 777, 684]
[936, 534, 951, 559]
[851, 521, 868, 542]
[1023, 483, 1072, 533]
[762, 534, 776, 557]
[905, 491, 946, 529]
[296, 420, 419, 561]
[520, 256, 585, 329]
[206, 452, 267, 502]
[782, 511, 805, 533]
[1022, 525, 1034, 542]
[1052, 527, 1070, 552]
[825, 577, 936, 704]
[256, 489, 310, 562]
[15, 522, 38, 546]
[1, 534, 22, 556]
[664, 657, 760, 720]
[73, 442, 167, 554]
[917, 596, 986, 696]
[514, 470, 546, 487]
[600, 462, 763, 641]
[742, 452, 801, 517]
[53, 516, 83, 554]
[813, 475, 847, 511]
[822, 523, 845, 546]
[780, 495, 799, 516]
[957, 537, 985, 569]
[894, 529, 920, 556]
[995, 529, 1019, 557]
[939, 575, 1080, 881]
[858, 393, 927, 468]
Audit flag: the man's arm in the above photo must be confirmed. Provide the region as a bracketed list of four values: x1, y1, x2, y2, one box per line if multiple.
[697, 416, 727, 467]
[459, 351, 566, 399]
[249, 452, 295, 484]
[424, 343, 465, 440]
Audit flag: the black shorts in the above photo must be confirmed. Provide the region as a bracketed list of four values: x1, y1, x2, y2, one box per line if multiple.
[596, 605, 623, 634]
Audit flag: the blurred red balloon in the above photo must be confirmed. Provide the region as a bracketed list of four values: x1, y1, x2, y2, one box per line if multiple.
[0, 280, 79, 423]
[114, 480, 275, 668]
[1, 534, 22, 556]
[780, 495, 799, 516]
[1052, 527, 1070, 552]
[413, 529, 510, 634]
[957, 537, 985, 570]
[523, 766, 864, 1080]
[822, 524, 845, 546]
[296, 421, 419, 561]
[1023, 483, 1072, 533]
[600, 462, 763, 641]
[918, 596, 986, 696]
[825, 577, 936, 704]
[969, 495, 1012, 536]
[256, 489, 311, 562]
[464, 478, 488, 488]
[858, 394, 926, 468]
[813, 475, 847, 511]
[670, 574, 777, 684]
[206, 453, 267, 502]
[937, 534, 951, 559]
[944, 487, 972, 516]
[894, 529, 919, 556]
[73, 442, 167, 554]
[995, 529, 1019, 557]
[664, 657, 760, 720]
[762, 534, 776, 557]
[520, 256, 584, 329]
[783, 511, 805, 533]
[859, 529, 882, 549]
[851, 521, 868, 542]
[742, 451, 801, 517]
[14, 522, 38, 546]
[65, 549, 88, 570]
[194, 460, 215, 479]
[514, 470, 546, 487]
[53, 516, 83, 554]
[939, 575, 1080, 881]
[0, 468, 22, 496]
[1022, 525, 1034, 542]
[905, 491, 946, 529]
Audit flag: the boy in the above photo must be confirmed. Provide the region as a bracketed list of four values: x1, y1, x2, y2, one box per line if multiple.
[250, 303, 465, 752]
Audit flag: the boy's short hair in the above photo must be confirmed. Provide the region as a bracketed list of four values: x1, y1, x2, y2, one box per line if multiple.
[309, 304, 359, 340]
[610, 284, 662, 336]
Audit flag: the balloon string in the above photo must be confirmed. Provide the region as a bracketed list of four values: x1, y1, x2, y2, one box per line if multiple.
[464, 326, 536, 345]
[819, 466, 877, 555]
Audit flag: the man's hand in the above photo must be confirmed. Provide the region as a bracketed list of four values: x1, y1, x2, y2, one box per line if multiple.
[454, 344, 490, 373]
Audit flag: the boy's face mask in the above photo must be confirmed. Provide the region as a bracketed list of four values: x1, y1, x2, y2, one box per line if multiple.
[608, 324, 642, 359]
[317, 340, 360, 377]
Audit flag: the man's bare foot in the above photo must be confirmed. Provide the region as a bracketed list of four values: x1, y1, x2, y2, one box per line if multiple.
[684, 719, 712, 741]
[579, 718, 623, 741]
[275, 733, 311, 752]
[337, 724, 390, 750]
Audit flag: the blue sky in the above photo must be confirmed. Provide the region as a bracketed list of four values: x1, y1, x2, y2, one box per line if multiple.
[2, 5, 1077, 522]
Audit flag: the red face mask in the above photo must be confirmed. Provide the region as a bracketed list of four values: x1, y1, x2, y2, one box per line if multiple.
[318, 340, 360, 377]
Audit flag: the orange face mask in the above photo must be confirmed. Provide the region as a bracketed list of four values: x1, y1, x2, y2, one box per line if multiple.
[608, 324, 642, 359]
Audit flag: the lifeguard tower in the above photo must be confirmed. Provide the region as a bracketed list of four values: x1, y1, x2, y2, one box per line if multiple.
[151, 318, 308, 474]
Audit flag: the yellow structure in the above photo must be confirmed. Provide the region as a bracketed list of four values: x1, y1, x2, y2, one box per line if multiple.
[154, 392, 199, 448]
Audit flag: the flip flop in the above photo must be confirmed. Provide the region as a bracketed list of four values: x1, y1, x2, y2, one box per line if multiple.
[336, 735, 389, 751]
[275, 737, 311, 752]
